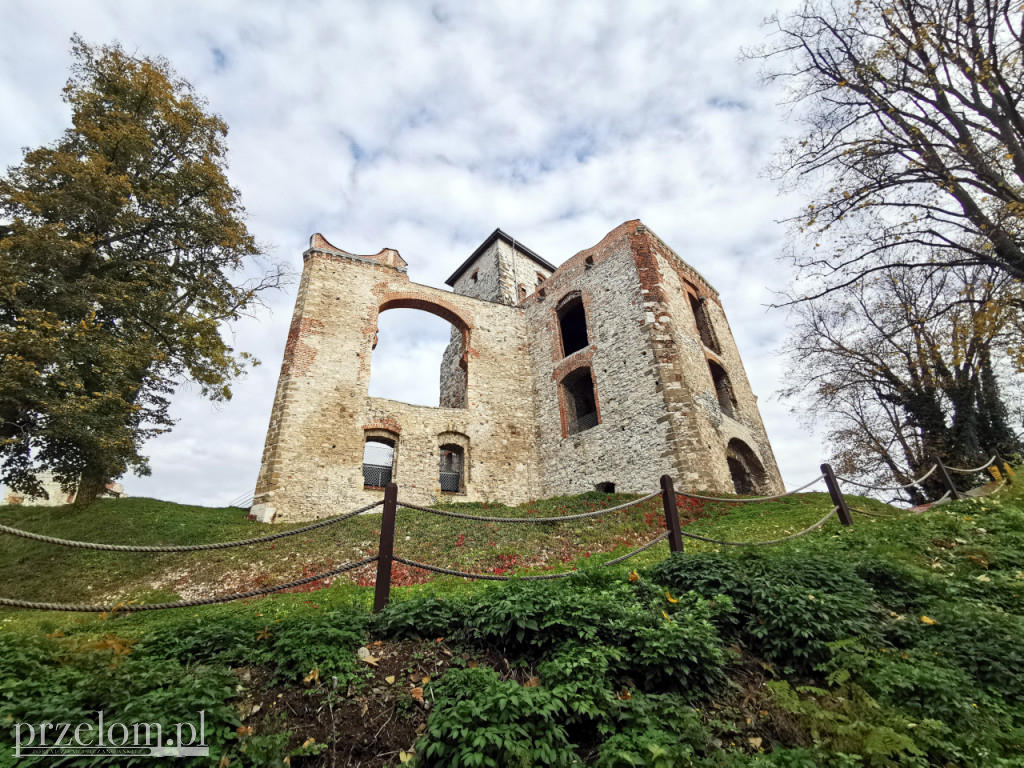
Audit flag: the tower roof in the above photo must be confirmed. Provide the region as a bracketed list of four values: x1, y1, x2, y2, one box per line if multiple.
[444, 228, 555, 287]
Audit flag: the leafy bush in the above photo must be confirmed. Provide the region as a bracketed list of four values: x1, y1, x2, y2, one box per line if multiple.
[594, 692, 709, 768]
[139, 605, 368, 682]
[377, 573, 730, 695]
[0, 634, 239, 767]
[416, 667, 577, 767]
[648, 552, 877, 672]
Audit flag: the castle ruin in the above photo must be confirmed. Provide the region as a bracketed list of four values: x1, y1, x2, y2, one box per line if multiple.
[251, 220, 783, 523]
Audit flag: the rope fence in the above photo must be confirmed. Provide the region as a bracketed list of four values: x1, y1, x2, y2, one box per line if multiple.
[947, 456, 997, 474]
[674, 475, 825, 503]
[0, 451, 1013, 613]
[0, 501, 383, 552]
[675, 508, 839, 546]
[396, 491, 660, 523]
[0, 556, 379, 613]
[837, 464, 938, 493]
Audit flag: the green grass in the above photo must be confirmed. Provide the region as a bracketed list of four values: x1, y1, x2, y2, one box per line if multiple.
[1, 477, 1022, 766]
[0, 485, 894, 607]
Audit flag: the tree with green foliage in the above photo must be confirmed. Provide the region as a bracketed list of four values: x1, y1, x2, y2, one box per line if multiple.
[749, 0, 1024, 295]
[0, 37, 284, 505]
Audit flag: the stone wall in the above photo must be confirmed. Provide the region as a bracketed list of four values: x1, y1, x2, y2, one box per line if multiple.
[253, 222, 784, 522]
[634, 224, 784, 494]
[524, 223, 677, 496]
[251, 235, 541, 523]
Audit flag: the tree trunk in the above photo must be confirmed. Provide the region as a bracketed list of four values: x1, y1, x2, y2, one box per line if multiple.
[73, 466, 110, 507]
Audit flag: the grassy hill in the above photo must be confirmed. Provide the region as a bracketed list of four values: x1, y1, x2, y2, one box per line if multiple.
[0, 478, 1022, 766]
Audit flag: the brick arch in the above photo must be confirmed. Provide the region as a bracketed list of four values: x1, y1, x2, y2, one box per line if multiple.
[378, 294, 474, 368]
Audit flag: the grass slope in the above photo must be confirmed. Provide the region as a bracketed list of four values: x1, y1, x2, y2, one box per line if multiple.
[0, 476, 1021, 766]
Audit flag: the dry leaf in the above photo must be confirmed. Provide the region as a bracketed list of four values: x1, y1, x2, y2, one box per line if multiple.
[524, 677, 540, 687]
[301, 738, 316, 748]
[236, 726, 254, 737]
[416, 723, 427, 735]
[303, 668, 320, 685]
[467, 660, 478, 668]
[360, 655, 380, 666]
[399, 752, 413, 763]
[410, 672, 423, 683]
[385, 675, 396, 684]
[410, 687, 424, 703]
[284, 758, 291, 766]
[218, 757, 231, 768]
[748, 737, 763, 749]
[421, 675, 431, 684]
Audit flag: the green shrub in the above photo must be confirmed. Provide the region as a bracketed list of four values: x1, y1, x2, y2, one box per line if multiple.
[649, 552, 877, 672]
[416, 667, 578, 767]
[0, 634, 239, 767]
[139, 605, 368, 682]
[594, 692, 709, 768]
[376, 574, 730, 695]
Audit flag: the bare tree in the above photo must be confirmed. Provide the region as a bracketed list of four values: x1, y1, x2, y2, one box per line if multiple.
[750, 0, 1024, 297]
[779, 264, 1021, 504]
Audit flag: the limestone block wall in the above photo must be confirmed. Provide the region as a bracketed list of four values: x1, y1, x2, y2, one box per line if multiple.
[253, 222, 784, 522]
[524, 222, 677, 497]
[635, 225, 784, 494]
[251, 235, 541, 523]
[449, 241, 504, 304]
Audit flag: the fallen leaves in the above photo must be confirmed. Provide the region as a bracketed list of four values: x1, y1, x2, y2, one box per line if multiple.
[357, 646, 380, 665]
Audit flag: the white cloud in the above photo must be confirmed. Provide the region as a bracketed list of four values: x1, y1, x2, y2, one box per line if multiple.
[0, 0, 826, 506]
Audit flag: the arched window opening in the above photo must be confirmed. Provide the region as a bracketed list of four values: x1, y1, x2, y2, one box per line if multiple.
[727, 439, 767, 495]
[363, 437, 395, 488]
[689, 294, 719, 353]
[708, 360, 737, 418]
[558, 295, 589, 357]
[563, 367, 599, 435]
[368, 308, 466, 408]
[439, 444, 465, 494]
[518, 284, 528, 302]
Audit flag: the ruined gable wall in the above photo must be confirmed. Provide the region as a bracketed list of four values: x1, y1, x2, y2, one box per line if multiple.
[524, 222, 676, 497]
[252, 240, 540, 523]
[641, 229, 784, 494]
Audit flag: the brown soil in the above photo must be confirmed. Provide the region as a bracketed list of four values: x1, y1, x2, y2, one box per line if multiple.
[234, 639, 509, 767]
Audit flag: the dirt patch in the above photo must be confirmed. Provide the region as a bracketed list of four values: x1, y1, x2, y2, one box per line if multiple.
[234, 639, 506, 767]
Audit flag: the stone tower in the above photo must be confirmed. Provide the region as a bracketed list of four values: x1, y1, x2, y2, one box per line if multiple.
[251, 221, 782, 523]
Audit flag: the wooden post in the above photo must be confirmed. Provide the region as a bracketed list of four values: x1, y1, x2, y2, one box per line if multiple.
[373, 482, 398, 614]
[660, 475, 684, 554]
[820, 464, 853, 527]
[935, 457, 962, 501]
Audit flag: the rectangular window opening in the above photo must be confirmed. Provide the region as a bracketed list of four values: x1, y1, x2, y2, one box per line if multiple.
[439, 445, 465, 494]
[558, 299, 589, 357]
[362, 438, 395, 488]
[564, 368, 598, 435]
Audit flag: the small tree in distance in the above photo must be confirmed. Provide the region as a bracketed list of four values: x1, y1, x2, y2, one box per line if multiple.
[0, 37, 286, 505]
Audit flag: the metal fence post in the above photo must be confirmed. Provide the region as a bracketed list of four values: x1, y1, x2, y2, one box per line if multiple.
[820, 464, 853, 527]
[935, 457, 963, 501]
[373, 482, 398, 614]
[660, 475, 684, 553]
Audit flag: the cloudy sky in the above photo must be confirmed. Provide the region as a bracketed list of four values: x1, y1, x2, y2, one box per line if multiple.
[1, 0, 828, 507]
